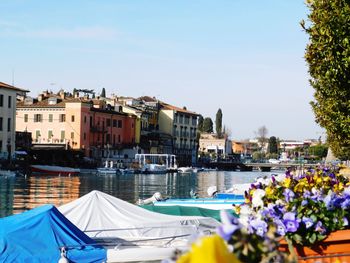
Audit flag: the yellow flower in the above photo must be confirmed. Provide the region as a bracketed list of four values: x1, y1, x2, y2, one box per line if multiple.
[177, 235, 240, 263]
[283, 177, 291, 188]
[265, 186, 274, 198]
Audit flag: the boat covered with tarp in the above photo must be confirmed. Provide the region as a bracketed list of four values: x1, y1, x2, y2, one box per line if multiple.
[59, 190, 220, 239]
[0, 204, 106, 262]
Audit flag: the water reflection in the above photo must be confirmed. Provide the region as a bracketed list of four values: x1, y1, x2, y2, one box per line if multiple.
[0, 170, 272, 217]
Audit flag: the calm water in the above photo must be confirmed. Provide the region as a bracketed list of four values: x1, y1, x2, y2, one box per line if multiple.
[0, 170, 276, 217]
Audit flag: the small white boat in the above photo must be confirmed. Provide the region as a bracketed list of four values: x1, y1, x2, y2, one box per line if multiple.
[141, 163, 167, 174]
[30, 165, 80, 175]
[177, 167, 194, 173]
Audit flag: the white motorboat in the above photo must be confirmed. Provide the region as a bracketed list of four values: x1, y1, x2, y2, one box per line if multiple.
[59, 190, 220, 262]
[141, 163, 167, 174]
[177, 167, 194, 173]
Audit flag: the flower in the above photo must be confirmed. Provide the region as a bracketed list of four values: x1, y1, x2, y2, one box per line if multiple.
[176, 235, 240, 263]
[238, 166, 350, 246]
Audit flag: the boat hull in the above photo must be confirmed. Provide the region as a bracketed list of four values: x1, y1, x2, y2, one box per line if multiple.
[30, 165, 80, 175]
[154, 198, 244, 210]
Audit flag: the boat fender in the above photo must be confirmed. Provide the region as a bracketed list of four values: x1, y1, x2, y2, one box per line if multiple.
[207, 186, 218, 197]
[58, 247, 69, 263]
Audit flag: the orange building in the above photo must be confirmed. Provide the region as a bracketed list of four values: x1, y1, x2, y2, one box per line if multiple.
[16, 91, 136, 159]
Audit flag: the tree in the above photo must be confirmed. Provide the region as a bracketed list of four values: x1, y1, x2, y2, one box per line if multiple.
[302, 1, 350, 159]
[215, 108, 223, 138]
[268, 136, 278, 154]
[100, 87, 106, 98]
[202, 117, 213, 133]
[256, 126, 268, 152]
[197, 115, 204, 132]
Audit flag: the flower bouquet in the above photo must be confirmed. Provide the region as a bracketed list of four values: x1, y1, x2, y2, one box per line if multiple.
[241, 167, 350, 246]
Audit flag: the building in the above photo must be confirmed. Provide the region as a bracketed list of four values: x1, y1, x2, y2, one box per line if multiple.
[158, 102, 199, 166]
[0, 82, 27, 161]
[199, 133, 232, 156]
[16, 91, 136, 160]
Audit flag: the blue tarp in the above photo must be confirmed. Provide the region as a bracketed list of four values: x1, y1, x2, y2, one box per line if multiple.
[0, 205, 106, 263]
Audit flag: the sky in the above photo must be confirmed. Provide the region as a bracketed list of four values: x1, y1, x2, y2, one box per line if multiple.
[0, 0, 325, 141]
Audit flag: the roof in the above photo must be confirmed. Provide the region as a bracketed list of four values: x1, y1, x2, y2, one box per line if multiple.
[0, 81, 29, 93]
[17, 97, 90, 108]
[139, 96, 158, 102]
[160, 101, 198, 115]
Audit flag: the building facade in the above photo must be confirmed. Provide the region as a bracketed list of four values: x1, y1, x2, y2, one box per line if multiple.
[199, 133, 232, 156]
[158, 102, 198, 166]
[0, 82, 27, 160]
[16, 91, 136, 159]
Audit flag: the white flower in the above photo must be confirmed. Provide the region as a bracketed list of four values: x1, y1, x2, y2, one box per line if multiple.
[252, 189, 266, 208]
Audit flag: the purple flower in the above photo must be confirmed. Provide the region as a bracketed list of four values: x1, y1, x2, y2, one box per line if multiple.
[303, 190, 311, 199]
[323, 192, 336, 210]
[274, 219, 286, 236]
[341, 197, 350, 209]
[283, 212, 300, 232]
[301, 199, 308, 206]
[249, 219, 268, 237]
[343, 217, 349, 227]
[283, 189, 295, 202]
[217, 210, 240, 241]
[217, 224, 240, 241]
[315, 221, 326, 234]
[302, 217, 314, 229]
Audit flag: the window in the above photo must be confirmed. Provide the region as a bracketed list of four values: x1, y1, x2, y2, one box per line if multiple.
[131, 122, 134, 128]
[48, 130, 53, 140]
[60, 130, 65, 142]
[24, 114, 28, 123]
[35, 130, 41, 141]
[49, 114, 53, 122]
[83, 132, 86, 140]
[106, 134, 110, 143]
[7, 118, 11, 132]
[84, 116, 87, 124]
[90, 116, 93, 127]
[8, 96, 11, 108]
[71, 132, 74, 139]
[59, 114, 66, 122]
[34, 114, 42, 122]
[0, 95, 3, 106]
[118, 120, 122, 128]
[118, 135, 121, 143]
[113, 120, 117, 127]
[106, 119, 111, 127]
[71, 115, 75, 122]
[0, 117, 2, 131]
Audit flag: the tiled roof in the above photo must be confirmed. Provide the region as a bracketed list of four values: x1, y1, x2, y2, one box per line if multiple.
[139, 96, 158, 102]
[17, 97, 90, 108]
[0, 81, 29, 92]
[160, 102, 198, 115]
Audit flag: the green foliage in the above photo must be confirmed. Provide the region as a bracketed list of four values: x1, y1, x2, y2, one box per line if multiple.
[303, 0, 350, 159]
[215, 108, 223, 138]
[100, 87, 106, 98]
[308, 144, 328, 159]
[252, 151, 265, 161]
[268, 136, 278, 154]
[266, 153, 278, 159]
[197, 115, 204, 132]
[202, 117, 213, 133]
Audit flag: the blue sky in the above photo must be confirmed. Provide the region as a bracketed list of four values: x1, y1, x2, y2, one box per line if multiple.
[0, 0, 324, 141]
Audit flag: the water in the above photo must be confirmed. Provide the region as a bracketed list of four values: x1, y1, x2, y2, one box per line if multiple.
[0, 170, 275, 217]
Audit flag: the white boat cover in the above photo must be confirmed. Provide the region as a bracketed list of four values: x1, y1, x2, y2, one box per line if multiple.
[59, 190, 220, 240]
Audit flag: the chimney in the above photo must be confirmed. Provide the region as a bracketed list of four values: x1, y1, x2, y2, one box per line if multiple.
[38, 94, 43, 102]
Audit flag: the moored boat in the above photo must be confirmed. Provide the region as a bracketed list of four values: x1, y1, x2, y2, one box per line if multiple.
[177, 167, 194, 173]
[30, 165, 80, 175]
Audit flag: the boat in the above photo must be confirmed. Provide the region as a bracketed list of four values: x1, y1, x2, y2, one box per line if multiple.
[135, 153, 177, 174]
[30, 165, 80, 175]
[177, 167, 194, 173]
[140, 191, 245, 210]
[140, 204, 236, 222]
[141, 163, 167, 174]
[97, 160, 121, 175]
[59, 190, 220, 262]
[0, 205, 106, 262]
